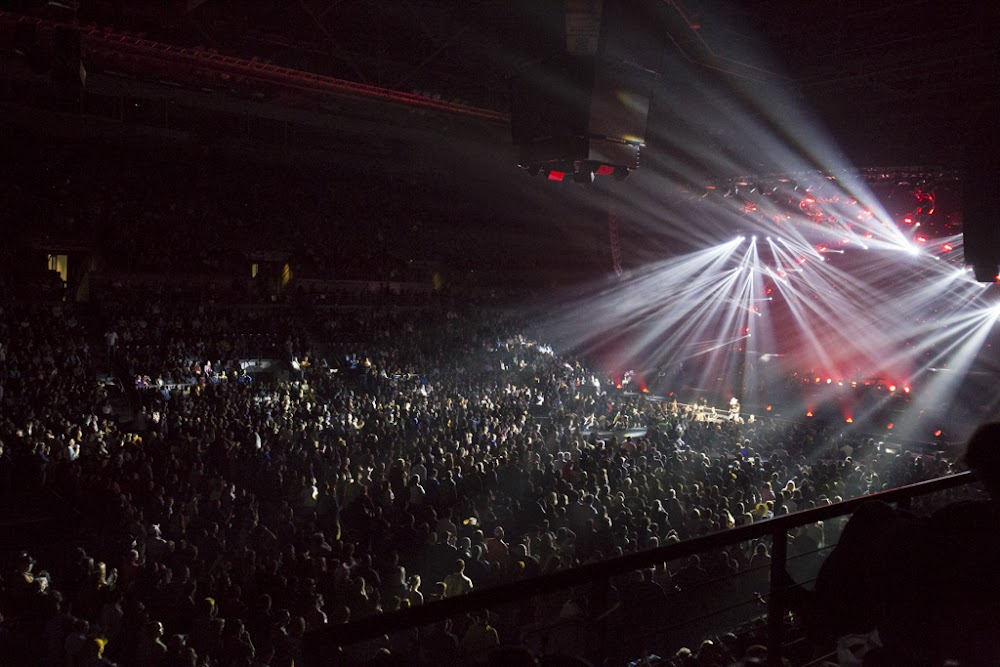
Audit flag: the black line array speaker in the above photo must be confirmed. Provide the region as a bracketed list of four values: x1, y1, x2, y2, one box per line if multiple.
[961, 3, 999, 282]
[963, 106, 1000, 282]
[51, 26, 85, 87]
[511, 0, 658, 174]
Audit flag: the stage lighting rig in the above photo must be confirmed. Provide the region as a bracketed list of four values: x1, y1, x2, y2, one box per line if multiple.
[511, 0, 656, 185]
[520, 158, 633, 184]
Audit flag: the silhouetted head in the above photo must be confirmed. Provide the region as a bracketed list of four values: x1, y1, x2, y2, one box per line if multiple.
[964, 422, 1000, 499]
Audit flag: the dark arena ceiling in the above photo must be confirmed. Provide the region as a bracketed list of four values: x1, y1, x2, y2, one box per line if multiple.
[0, 0, 995, 280]
[0, 0, 995, 166]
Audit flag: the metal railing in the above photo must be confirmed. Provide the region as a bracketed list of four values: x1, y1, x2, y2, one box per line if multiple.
[303, 470, 975, 666]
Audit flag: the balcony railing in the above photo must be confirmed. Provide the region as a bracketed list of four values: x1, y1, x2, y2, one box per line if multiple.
[303, 470, 975, 666]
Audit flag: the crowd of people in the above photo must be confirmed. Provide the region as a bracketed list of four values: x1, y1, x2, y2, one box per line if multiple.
[98, 300, 312, 388]
[0, 298, 967, 667]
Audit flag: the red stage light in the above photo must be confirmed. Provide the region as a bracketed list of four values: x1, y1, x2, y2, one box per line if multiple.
[846, 417, 853, 423]
[814, 377, 821, 383]
[942, 243, 953, 252]
[904, 217, 913, 224]
[806, 411, 813, 417]
[903, 386, 911, 394]
[548, 171, 565, 181]
[934, 430, 943, 437]
[826, 378, 832, 384]
[915, 236, 927, 244]
[596, 165, 615, 176]
[887, 423, 894, 429]
[766, 405, 772, 411]
[888, 384, 897, 392]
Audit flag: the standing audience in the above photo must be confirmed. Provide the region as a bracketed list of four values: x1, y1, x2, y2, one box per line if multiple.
[0, 301, 966, 666]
